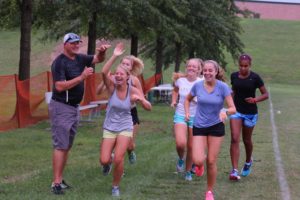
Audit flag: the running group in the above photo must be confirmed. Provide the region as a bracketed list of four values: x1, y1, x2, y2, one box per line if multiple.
[49, 33, 269, 200]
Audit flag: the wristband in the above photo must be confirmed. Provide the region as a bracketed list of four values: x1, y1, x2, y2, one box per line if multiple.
[221, 108, 228, 115]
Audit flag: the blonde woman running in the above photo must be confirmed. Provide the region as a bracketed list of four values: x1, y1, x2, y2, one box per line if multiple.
[171, 58, 203, 181]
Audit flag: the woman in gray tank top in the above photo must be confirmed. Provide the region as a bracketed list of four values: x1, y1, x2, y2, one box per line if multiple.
[99, 43, 152, 197]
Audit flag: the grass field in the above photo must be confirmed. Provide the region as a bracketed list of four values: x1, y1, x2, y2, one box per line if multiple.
[0, 83, 299, 199]
[1, 19, 300, 199]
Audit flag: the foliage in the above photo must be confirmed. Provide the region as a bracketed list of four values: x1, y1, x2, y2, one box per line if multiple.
[0, 0, 20, 29]
[1, 0, 244, 76]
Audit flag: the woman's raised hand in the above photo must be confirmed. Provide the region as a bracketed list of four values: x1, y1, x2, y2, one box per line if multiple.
[113, 42, 125, 57]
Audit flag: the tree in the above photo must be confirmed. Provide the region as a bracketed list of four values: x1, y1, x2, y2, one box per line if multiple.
[0, 0, 33, 80]
[140, 0, 244, 73]
[19, 0, 32, 81]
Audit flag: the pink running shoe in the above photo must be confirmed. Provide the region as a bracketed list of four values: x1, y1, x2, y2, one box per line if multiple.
[195, 165, 204, 177]
[205, 191, 214, 200]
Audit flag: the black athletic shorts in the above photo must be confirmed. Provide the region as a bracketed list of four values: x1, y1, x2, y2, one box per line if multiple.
[193, 122, 225, 137]
[131, 107, 140, 125]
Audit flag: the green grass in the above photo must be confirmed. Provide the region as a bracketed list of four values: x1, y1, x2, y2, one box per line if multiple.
[0, 30, 57, 76]
[225, 19, 300, 85]
[1, 84, 300, 199]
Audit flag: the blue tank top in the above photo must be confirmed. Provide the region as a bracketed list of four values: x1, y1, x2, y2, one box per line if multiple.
[103, 85, 133, 132]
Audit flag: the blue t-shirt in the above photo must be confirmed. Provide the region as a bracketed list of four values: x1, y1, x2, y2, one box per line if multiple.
[190, 80, 231, 128]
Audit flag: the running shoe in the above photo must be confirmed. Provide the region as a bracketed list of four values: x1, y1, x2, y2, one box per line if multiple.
[102, 163, 112, 176]
[229, 169, 241, 181]
[205, 190, 214, 200]
[241, 160, 252, 177]
[195, 165, 205, 177]
[128, 151, 137, 164]
[51, 180, 71, 190]
[176, 158, 184, 173]
[60, 180, 71, 189]
[112, 186, 120, 197]
[191, 163, 196, 174]
[51, 183, 64, 195]
[185, 171, 192, 181]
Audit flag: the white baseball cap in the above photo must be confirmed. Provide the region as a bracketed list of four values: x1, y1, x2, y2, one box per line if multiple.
[63, 33, 82, 44]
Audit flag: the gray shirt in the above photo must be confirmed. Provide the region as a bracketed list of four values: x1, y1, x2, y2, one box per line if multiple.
[103, 85, 133, 132]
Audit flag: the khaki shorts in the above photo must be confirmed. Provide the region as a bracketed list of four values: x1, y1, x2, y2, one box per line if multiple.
[103, 129, 133, 139]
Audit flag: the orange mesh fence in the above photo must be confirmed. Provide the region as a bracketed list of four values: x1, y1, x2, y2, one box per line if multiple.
[0, 74, 18, 131]
[0, 71, 157, 132]
[142, 73, 162, 94]
[0, 72, 109, 132]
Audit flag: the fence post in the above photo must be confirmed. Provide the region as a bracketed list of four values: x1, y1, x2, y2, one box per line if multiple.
[14, 74, 21, 128]
[47, 71, 51, 92]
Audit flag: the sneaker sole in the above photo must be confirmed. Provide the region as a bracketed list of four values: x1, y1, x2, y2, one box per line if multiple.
[229, 175, 241, 181]
[241, 170, 251, 177]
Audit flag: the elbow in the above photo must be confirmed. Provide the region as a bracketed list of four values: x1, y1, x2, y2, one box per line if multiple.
[143, 102, 152, 111]
[146, 104, 152, 111]
[265, 92, 269, 100]
[232, 107, 237, 115]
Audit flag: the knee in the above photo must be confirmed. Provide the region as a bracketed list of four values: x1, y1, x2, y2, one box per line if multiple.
[176, 141, 186, 150]
[243, 138, 252, 146]
[128, 142, 135, 151]
[206, 157, 217, 168]
[100, 157, 110, 166]
[193, 155, 206, 166]
[231, 135, 240, 145]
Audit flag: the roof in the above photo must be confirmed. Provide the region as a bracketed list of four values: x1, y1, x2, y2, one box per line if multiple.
[236, 0, 300, 4]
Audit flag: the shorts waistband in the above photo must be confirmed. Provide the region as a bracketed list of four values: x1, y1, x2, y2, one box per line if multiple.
[52, 97, 79, 108]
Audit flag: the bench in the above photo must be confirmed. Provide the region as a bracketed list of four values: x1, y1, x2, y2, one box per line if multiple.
[89, 100, 108, 117]
[45, 92, 99, 122]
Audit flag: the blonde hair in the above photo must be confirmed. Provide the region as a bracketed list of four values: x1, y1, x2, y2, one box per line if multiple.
[172, 58, 203, 82]
[203, 60, 226, 82]
[187, 58, 203, 75]
[122, 55, 144, 76]
[117, 64, 130, 76]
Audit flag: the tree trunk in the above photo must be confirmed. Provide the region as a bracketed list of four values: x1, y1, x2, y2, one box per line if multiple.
[130, 34, 138, 56]
[83, 11, 97, 105]
[155, 35, 163, 85]
[87, 12, 97, 56]
[174, 42, 181, 72]
[18, 0, 32, 81]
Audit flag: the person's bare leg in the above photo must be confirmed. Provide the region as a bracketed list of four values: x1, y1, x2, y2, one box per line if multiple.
[230, 119, 242, 169]
[112, 136, 130, 186]
[206, 136, 224, 192]
[242, 125, 255, 163]
[52, 149, 69, 184]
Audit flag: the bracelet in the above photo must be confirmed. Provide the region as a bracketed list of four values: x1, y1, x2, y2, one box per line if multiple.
[221, 108, 228, 114]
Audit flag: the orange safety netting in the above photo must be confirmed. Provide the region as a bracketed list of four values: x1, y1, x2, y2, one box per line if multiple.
[0, 71, 160, 132]
[140, 73, 162, 94]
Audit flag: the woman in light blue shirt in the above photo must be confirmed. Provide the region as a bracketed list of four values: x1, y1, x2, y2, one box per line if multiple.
[185, 60, 236, 200]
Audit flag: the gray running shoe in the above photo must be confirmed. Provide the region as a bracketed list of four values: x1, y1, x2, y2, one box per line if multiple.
[128, 151, 137, 164]
[112, 186, 120, 197]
